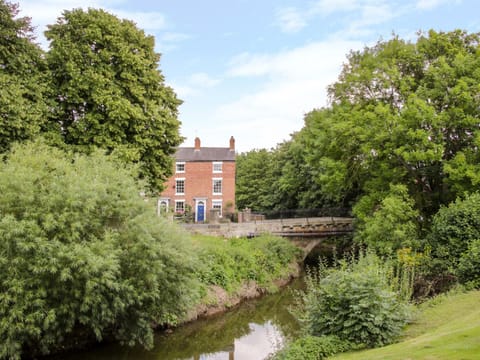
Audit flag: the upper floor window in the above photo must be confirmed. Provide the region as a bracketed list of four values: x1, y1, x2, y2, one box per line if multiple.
[176, 162, 185, 173]
[213, 178, 222, 195]
[213, 162, 223, 173]
[175, 178, 185, 195]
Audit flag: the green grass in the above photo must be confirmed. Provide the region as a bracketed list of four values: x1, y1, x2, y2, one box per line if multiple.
[331, 290, 480, 360]
[190, 233, 301, 293]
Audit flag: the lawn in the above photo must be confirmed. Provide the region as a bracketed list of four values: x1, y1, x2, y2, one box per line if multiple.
[331, 290, 480, 360]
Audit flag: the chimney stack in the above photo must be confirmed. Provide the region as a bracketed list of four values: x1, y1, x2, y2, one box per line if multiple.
[194, 137, 201, 151]
[229, 136, 235, 151]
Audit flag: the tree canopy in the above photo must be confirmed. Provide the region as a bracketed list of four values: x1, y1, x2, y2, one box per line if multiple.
[0, 0, 49, 153]
[45, 8, 182, 192]
[238, 30, 480, 222]
[315, 30, 480, 219]
[0, 142, 200, 358]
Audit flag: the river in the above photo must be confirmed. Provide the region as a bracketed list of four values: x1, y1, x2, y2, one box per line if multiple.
[49, 276, 305, 360]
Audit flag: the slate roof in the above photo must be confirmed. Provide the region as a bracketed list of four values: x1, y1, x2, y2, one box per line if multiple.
[175, 147, 236, 162]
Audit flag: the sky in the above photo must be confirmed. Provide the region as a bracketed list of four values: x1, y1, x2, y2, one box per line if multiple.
[16, 0, 480, 152]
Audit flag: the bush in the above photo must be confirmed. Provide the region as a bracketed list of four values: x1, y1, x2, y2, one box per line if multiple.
[457, 239, 480, 289]
[0, 142, 200, 359]
[274, 335, 352, 360]
[296, 252, 411, 348]
[429, 193, 480, 273]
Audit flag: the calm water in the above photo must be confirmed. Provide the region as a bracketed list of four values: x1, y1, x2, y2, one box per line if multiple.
[51, 277, 305, 360]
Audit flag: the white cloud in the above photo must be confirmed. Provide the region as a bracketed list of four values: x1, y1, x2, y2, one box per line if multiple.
[189, 73, 221, 88]
[274, 0, 400, 36]
[416, 0, 452, 10]
[18, 0, 168, 47]
[275, 7, 308, 33]
[170, 72, 221, 100]
[310, 0, 359, 15]
[214, 39, 363, 151]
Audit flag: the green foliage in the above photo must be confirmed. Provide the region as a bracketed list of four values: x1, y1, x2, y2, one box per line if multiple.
[428, 192, 480, 273]
[45, 8, 182, 192]
[296, 252, 411, 348]
[331, 290, 480, 360]
[194, 235, 301, 292]
[235, 133, 337, 213]
[300, 30, 480, 219]
[236, 149, 280, 212]
[0, 0, 49, 153]
[0, 142, 200, 359]
[354, 185, 420, 255]
[274, 335, 352, 360]
[457, 239, 480, 289]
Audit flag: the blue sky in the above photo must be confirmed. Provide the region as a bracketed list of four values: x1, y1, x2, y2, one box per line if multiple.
[18, 0, 480, 152]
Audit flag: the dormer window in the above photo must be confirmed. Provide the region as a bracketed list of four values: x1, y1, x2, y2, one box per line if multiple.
[213, 162, 222, 173]
[176, 162, 185, 173]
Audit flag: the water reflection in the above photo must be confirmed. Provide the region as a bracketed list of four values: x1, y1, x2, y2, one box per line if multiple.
[48, 277, 304, 360]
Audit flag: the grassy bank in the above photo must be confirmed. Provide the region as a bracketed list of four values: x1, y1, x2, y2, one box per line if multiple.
[192, 234, 302, 292]
[183, 234, 302, 321]
[331, 290, 480, 360]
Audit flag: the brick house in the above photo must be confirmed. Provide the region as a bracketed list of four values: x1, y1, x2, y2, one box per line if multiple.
[158, 136, 236, 222]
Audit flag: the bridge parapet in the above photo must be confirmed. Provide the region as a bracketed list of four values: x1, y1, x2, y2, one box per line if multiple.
[182, 217, 354, 238]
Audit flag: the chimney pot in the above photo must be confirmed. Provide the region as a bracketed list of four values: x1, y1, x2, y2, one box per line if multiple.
[194, 137, 201, 151]
[229, 136, 235, 151]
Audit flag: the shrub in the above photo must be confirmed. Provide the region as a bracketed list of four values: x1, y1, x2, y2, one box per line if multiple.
[457, 239, 480, 289]
[274, 335, 352, 360]
[296, 252, 411, 348]
[0, 142, 200, 359]
[195, 235, 301, 292]
[428, 193, 480, 272]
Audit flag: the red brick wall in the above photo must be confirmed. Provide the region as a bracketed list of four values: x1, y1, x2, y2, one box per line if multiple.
[160, 160, 236, 220]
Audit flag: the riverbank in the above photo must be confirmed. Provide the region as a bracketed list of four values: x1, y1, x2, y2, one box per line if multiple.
[38, 234, 302, 359]
[184, 260, 302, 322]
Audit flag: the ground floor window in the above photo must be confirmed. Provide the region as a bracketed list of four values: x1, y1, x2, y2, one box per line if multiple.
[212, 200, 222, 217]
[175, 200, 185, 213]
[157, 199, 169, 215]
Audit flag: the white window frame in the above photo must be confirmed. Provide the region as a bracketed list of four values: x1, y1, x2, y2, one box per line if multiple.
[175, 178, 185, 195]
[212, 161, 223, 173]
[157, 198, 169, 216]
[212, 178, 222, 195]
[175, 200, 185, 213]
[212, 200, 223, 217]
[176, 162, 185, 173]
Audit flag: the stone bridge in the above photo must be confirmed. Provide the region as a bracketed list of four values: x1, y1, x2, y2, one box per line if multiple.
[182, 217, 354, 258]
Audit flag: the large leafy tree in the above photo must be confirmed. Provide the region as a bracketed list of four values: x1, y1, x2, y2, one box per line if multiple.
[0, 0, 49, 153]
[304, 30, 480, 220]
[236, 149, 279, 212]
[45, 8, 182, 192]
[0, 142, 200, 359]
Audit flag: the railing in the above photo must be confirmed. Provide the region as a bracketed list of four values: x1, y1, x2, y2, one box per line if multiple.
[250, 208, 352, 220]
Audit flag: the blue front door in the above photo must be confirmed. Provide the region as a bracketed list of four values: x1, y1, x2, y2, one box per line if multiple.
[197, 202, 205, 222]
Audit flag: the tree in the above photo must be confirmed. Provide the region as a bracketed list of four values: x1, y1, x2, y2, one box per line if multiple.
[235, 149, 279, 212]
[274, 133, 332, 210]
[354, 185, 420, 255]
[45, 8, 182, 192]
[302, 30, 480, 220]
[0, 0, 49, 153]
[0, 142, 200, 359]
